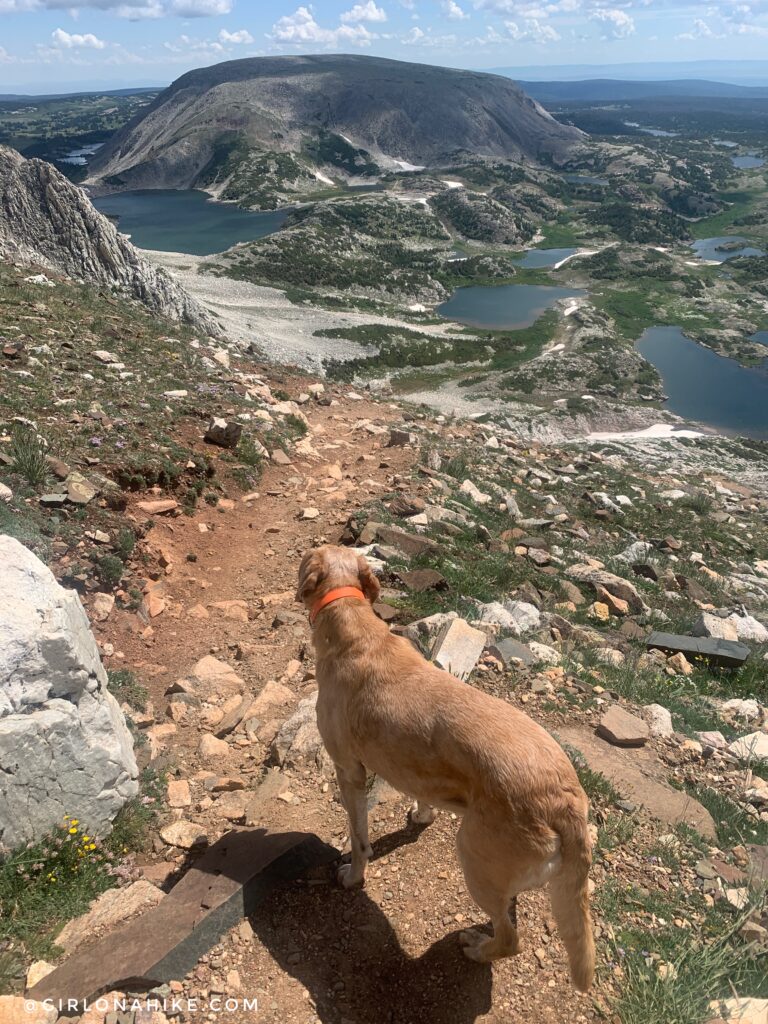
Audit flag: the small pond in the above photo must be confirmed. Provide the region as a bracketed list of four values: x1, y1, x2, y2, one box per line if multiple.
[437, 284, 584, 331]
[690, 236, 765, 263]
[515, 248, 578, 269]
[732, 154, 766, 169]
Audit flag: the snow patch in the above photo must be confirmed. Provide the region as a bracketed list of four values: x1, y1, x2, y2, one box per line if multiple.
[441, 180, 464, 189]
[393, 159, 426, 172]
[587, 423, 706, 441]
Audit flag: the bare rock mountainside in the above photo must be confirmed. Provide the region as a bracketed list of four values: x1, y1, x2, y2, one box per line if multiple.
[0, 146, 219, 333]
[88, 54, 584, 202]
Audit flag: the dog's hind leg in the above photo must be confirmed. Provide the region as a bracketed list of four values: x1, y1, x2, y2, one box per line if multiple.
[410, 800, 437, 826]
[335, 761, 373, 889]
[456, 820, 520, 963]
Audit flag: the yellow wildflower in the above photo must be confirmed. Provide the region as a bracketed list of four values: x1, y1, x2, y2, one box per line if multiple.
[69, 827, 78, 835]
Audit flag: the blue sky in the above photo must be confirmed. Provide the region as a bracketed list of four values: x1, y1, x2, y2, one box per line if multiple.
[2, 0, 768, 90]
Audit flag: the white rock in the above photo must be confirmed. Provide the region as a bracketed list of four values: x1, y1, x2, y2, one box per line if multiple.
[642, 703, 674, 737]
[459, 479, 492, 505]
[0, 537, 138, 854]
[271, 691, 332, 773]
[692, 611, 739, 642]
[0, 996, 57, 1024]
[475, 600, 540, 636]
[722, 698, 762, 721]
[593, 647, 626, 668]
[0, 483, 12, 503]
[721, 997, 768, 1024]
[528, 642, 561, 666]
[432, 618, 487, 681]
[728, 732, 768, 762]
[616, 540, 654, 563]
[90, 593, 115, 623]
[727, 613, 768, 644]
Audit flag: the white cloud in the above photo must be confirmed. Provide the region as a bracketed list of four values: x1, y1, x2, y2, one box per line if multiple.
[271, 6, 376, 46]
[441, 0, 469, 17]
[340, 0, 387, 22]
[676, 17, 719, 39]
[503, 16, 560, 40]
[166, 0, 231, 12]
[401, 23, 457, 43]
[589, 7, 635, 37]
[51, 27, 106, 47]
[163, 32, 224, 52]
[0, 0, 231, 16]
[218, 27, 254, 44]
[0, 45, 16, 61]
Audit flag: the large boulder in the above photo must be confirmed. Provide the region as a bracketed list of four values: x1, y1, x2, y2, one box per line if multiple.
[0, 536, 138, 854]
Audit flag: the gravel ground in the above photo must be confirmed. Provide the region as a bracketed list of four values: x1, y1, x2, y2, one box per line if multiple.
[144, 249, 465, 372]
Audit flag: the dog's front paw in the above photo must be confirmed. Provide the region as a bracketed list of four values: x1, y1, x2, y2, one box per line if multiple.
[337, 863, 365, 889]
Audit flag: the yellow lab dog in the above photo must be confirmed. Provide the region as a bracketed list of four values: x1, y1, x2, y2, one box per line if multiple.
[297, 544, 595, 991]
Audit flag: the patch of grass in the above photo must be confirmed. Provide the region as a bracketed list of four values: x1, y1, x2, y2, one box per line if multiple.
[612, 917, 768, 1024]
[597, 812, 636, 852]
[0, 817, 122, 974]
[560, 743, 622, 803]
[107, 669, 148, 711]
[9, 426, 48, 487]
[683, 784, 768, 847]
[0, 765, 165, 989]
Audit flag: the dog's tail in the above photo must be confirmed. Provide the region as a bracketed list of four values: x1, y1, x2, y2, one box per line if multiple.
[548, 805, 595, 992]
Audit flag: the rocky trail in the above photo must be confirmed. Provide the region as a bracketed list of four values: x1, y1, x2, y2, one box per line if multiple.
[2, 264, 768, 1024]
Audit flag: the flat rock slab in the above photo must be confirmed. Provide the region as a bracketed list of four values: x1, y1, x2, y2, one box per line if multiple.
[487, 638, 537, 668]
[559, 725, 717, 840]
[28, 829, 338, 1009]
[431, 618, 487, 681]
[397, 569, 447, 593]
[646, 631, 750, 668]
[597, 706, 649, 748]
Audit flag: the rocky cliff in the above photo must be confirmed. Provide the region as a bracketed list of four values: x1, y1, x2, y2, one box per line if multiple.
[88, 54, 584, 201]
[0, 146, 219, 333]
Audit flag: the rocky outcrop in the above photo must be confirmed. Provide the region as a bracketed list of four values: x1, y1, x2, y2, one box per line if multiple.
[88, 54, 584, 198]
[0, 146, 219, 334]
[0, 535, 138, 854]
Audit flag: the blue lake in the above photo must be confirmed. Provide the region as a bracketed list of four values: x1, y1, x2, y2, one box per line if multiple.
[437, 284, 584, 330]
[91, 189, 288, 256]
[733, 154, 766, 169]
[753, 331, 768, 347]
[637, 326, 768, 439]
[515, 247, 578, 268]
[690, 236, 765, 263]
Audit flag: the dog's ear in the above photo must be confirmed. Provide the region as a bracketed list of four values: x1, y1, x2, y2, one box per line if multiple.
[357, 555, 381, 604]
[296, 549, 325, 603]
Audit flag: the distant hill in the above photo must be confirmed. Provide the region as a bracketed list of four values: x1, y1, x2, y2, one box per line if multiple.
[489, 60, 768, 87]
[87, 54, 583, 203]
[517, 79, 768, 103]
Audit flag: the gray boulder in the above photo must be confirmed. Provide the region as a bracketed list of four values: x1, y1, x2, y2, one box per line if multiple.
[0, 536, 138, 854]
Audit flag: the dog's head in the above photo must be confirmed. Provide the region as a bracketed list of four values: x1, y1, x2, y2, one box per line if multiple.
[296, 544, 380, 610]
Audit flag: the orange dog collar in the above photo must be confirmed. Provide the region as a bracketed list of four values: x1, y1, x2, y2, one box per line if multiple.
[309, 587, 367, 625]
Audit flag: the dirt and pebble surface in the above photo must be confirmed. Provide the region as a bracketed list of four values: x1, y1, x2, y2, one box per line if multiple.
[2, 258, 768, 1024]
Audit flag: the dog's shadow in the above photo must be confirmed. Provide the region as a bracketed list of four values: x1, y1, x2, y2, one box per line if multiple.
[248, 827, 493, 1024]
